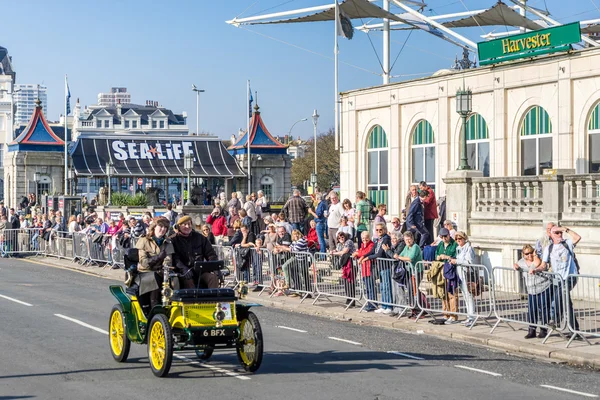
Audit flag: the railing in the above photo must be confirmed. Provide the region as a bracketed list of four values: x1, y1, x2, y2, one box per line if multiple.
[471, 177, 544, 219]
[563, 175, 600, 220]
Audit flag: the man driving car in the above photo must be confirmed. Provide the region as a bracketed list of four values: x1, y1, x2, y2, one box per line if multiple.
[171, 215, 219, 289]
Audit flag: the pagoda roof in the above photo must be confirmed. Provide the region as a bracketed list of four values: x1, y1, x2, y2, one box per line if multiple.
[9, 100, 65, 152]
[228, 104, 287, 155]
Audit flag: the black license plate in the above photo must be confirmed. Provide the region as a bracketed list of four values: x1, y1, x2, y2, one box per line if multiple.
[200, 328, 233, 338]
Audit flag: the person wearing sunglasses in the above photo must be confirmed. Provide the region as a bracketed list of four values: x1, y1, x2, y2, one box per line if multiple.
[540, 226, 581, 333]
[435, 227, 458, 323]
[365, 223, 394, 315]
[513, 244, 550, 339]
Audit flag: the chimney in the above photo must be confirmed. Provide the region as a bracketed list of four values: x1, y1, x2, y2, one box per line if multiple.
[231, 134, 236, 145]
[116, 103, 122, 116]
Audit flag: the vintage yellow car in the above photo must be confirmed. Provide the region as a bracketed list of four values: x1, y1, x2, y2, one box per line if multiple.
[108, 260, 263, 377]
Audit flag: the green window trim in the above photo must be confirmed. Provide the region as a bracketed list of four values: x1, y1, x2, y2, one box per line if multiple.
[589, 102, 600, 131]
[412, 120, 435, 145]
[520, 106, 552, 136]
[367, 125, 388, 149]
[466, 114, 489, 141]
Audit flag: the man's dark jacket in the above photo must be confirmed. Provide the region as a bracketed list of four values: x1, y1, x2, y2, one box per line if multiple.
[171, 230, 217, 271]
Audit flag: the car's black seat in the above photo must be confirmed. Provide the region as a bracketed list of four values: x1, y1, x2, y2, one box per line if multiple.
[171, 288, 237, 303]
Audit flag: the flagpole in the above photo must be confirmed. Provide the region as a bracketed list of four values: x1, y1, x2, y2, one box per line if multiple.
[247, 80, 251, 194]
[64, 75, 68, 196]
[334, 1, 339, 151]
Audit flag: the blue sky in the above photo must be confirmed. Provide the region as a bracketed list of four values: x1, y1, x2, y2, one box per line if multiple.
[2, 0, 598, 140]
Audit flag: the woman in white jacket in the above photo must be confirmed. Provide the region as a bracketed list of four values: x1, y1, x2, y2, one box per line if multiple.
[450, 231, 477, 327]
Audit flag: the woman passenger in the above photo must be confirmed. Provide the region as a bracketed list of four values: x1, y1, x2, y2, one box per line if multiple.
[135, 217, 174, 311]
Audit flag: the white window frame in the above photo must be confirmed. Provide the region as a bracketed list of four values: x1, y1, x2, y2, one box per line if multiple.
[411, 142, 436, 189]
[520, 133, 552, 176]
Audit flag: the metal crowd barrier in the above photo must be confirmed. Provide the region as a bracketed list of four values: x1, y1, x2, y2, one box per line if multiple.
[213, 245, 238, 288]
[491, 266, 567, 341]
[269, 250, 315, 302]
[566, 274, 600, 347]
[250, 247, 273, 295]
[0, 228, 43, 257]
[358, 258, 398, 314]
[8, 229, 600, 348]
[413, 261, 493, 328]
[312, 252, 362, 310]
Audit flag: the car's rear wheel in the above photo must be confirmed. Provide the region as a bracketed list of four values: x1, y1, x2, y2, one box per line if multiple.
[236, 311, 263, 372]
[148, 314, 173, 377]
[109, 304, 130, 362]
[195, 345, 214, 360]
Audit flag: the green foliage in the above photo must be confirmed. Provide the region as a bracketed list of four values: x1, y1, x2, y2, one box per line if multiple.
[110, 192, 130, 206]
[291, 128, 339, 193]
[109, 192, 149, 207]
[129, 193, 149, 206]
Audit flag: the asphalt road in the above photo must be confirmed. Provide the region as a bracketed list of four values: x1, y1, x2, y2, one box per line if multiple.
[0, 258, 598, 400]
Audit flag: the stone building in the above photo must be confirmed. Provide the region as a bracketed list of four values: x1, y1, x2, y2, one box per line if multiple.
[5, 100, 66, 208]
[228, 103, 292, 202]
[338, 38, 600, 273]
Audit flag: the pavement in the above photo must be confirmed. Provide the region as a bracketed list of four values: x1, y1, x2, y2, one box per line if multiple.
[23, 254, 600, 371]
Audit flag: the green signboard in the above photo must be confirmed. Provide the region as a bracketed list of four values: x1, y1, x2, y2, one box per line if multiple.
[478, 22, 581, 66]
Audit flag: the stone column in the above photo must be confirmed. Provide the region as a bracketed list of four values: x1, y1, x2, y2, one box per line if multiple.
[443, 170, 483, 234]
[540, 170, 571, 224]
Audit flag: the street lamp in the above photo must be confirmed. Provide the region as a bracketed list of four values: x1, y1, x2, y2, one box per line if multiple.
[287, 118, 308, 144]
[184, 152, 194, 206]
[312, 109, 319, 188]
[106, 161, 114, 206]
[34, 172, 41, 206]
[456, 84, 472, 170]
[192, 84, 205, 136]
[67, 169, 74, 196]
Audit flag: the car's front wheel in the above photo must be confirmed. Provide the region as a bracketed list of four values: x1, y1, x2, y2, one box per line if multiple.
[109, 304, 130, 362]
[236, 311, 263, 372]
[148, 314, 173, 377]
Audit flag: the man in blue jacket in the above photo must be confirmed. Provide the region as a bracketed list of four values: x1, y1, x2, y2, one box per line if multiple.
[406, 190, 430, 248]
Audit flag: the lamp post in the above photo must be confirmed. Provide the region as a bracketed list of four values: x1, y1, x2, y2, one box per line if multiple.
[311, 109, 319, 188]
[34, 172, 41, 206]
[192, 84, 205, 135]
[287, 118, 308, 144]
[456, 85, 473, 170]
[106, 161, 113, 206]
[67, 169, 74, 196]
[184, 152, 194, 206]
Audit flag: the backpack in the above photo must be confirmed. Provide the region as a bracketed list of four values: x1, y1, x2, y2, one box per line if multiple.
[547, 241, 580, 274]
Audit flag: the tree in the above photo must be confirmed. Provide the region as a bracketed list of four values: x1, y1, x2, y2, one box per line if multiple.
[291, 128, 339, 193]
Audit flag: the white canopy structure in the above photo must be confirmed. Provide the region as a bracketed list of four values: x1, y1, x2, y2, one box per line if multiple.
[442, 1, 543, 31]
[227, 0, 600, 152]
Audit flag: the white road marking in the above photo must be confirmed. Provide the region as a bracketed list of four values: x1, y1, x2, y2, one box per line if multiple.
[540, 385, 598, 398]
[0, 294, 33, 307]
[454, 365, 502, 377]
[54, 314, 109, 335]
[328, 337, 362, 346]
[173, 354, 251, 380]
[276, 326, 307, 333]
[387, 351, 425, 360]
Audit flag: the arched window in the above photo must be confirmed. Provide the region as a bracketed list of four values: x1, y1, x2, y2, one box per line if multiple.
[367, 125, 388, 206]
[520, 106, 552, 176]
[466, 114, 490, 177]
[411, 120, 435, 188]
[588, 102, 600, 172]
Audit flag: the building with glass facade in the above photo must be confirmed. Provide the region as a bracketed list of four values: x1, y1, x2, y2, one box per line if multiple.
[14, 84, 47, 126]
[339, 45, 600, 218]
